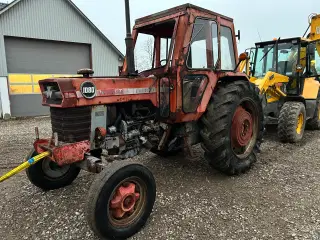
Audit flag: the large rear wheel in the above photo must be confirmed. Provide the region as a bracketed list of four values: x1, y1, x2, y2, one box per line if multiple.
[200, 80, 263, 175]
[86, 161, 156, 240]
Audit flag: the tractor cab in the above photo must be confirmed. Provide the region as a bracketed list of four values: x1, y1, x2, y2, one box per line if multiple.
[120, 4, 246, 120]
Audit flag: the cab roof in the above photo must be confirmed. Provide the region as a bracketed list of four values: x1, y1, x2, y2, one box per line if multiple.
[255, 37, 312, 47]
[135, 3, 233, 25]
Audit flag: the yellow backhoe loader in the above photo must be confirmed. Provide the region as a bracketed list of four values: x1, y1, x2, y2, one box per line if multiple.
[241, 13, 320, 143]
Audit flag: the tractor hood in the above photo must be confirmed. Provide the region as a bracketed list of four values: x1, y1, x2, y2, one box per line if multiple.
[38, 76, 158, 108]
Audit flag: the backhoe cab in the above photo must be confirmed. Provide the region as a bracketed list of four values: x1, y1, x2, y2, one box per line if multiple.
[6, 3, 264, 240]
[249, 37, 320, 142]
[237, 13, 320, 143]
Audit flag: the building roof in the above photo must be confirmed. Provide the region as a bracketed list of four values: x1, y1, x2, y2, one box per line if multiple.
[0, 0, 124, 59]
[0, 2, 8, 11]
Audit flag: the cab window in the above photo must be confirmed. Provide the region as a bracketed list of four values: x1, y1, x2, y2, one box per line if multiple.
[134, 20, 176, 72]
[308, 41, 320, 76]
[187, 18, 219, 69]
[221, 26, 236, 70]
[187, 18, 208, 69]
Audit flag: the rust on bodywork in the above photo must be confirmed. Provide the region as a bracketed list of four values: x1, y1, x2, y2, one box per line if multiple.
[39, 77, 158, 108]
[34, 139, 90, 166]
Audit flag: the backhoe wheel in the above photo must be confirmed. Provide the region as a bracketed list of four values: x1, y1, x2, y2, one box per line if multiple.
[200, 80, 263, 175]
[26, 150, 80, 191]
[278, 102, 306, 143]
[86, 161, 156, 240]
[306, 100, 320, 130]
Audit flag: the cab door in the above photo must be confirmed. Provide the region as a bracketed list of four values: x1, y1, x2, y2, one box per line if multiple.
[182, 18, 217, 113]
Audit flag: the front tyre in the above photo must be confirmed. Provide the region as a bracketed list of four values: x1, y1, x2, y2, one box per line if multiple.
[278, 101, 306, 143]
[26, 150, 80, 191]
[200, 80, 263, 175]
[86, 161, 156, 240]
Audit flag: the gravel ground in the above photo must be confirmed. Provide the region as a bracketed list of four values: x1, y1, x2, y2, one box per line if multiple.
[1, 117, 320, 240]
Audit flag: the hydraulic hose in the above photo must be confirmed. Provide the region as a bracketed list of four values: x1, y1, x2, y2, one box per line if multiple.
[0, 151, 50, 183]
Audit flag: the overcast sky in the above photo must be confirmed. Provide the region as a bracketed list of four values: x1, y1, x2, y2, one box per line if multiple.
[7, 0, 319, 54]
[71, 0, 318, 54]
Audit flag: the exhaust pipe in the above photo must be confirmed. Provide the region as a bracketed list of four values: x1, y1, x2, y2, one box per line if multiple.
[124, 0, 136, 76]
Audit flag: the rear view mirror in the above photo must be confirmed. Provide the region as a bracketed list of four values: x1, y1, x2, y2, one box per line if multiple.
[236, 30, 241, 41]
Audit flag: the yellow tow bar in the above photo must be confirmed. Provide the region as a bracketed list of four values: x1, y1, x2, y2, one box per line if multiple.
[0, 151, 50, 183]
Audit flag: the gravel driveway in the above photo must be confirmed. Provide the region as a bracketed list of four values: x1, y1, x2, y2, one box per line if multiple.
[1, 117, 320, 240]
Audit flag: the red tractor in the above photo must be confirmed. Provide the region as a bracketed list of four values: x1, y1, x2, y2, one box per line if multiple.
[25, 2, 263, 239]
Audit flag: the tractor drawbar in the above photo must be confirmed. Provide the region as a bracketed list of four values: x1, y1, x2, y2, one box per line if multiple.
[0, 151, 50, 183]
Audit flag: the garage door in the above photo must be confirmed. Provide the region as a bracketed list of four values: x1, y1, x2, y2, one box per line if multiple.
[4, 36, 91, 117]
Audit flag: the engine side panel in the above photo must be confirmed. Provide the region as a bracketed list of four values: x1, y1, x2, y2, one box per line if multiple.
[39, 77, 158, 108]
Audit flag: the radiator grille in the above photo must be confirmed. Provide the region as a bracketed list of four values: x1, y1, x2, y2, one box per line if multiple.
[50, 107, 91, 142]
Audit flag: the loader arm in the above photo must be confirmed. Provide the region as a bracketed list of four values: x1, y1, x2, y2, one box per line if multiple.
[251, 71, 289, 103]
[309, 14, 320, 41]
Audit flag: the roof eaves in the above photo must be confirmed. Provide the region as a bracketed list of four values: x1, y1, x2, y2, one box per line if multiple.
[0, 3, 8, 11]
[0, 0, 21, 15]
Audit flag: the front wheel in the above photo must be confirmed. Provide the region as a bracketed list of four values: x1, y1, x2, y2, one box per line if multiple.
[86, 161, 156, 240]
[200, 80, 264, 175]
[277, 102, 306, 143]
[26, 150, 80, 191]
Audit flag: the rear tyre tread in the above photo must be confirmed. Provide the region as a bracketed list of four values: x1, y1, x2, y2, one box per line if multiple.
[200, 80, 264, 175]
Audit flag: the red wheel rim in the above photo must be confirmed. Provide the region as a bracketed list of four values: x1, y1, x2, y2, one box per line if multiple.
[108, 177, 146, 227]
[231, 100, 258, 158]
[231, 106, 253, 148]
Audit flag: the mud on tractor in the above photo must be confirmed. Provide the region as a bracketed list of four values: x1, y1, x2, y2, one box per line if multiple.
[0, 2, 264, 239]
